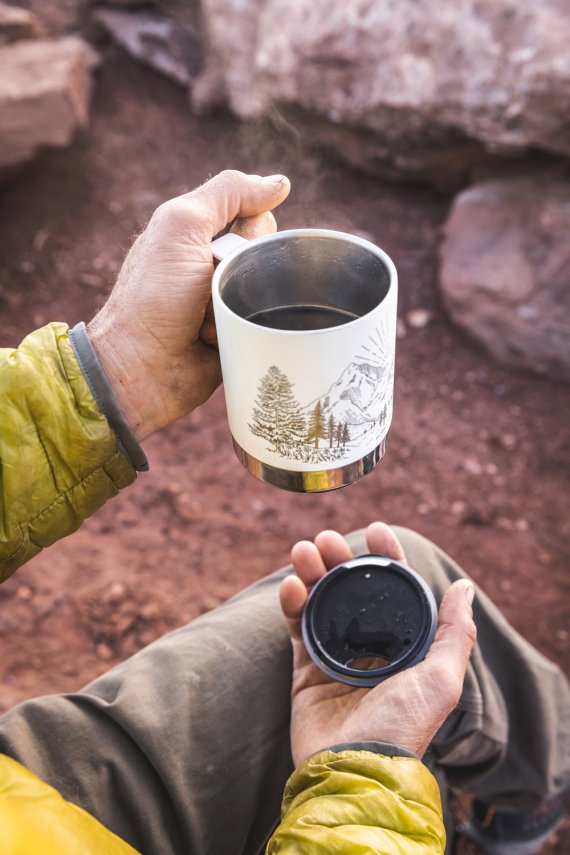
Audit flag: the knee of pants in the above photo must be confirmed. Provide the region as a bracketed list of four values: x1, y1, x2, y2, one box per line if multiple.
[344, 524, 468, 601]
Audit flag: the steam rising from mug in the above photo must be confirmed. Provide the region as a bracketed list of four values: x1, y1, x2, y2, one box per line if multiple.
[211, 229, 398, 493]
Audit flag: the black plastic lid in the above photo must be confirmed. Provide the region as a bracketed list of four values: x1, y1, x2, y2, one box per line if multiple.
[301, 554, 438, 687]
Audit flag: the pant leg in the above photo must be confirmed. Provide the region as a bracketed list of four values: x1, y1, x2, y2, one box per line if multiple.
[1, 527, 568, 855]
[0, 569, 294, 855]
[346, 527, 570, 811]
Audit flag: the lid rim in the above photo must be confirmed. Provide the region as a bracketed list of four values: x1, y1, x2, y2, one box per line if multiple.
[302, 555, 438, 687]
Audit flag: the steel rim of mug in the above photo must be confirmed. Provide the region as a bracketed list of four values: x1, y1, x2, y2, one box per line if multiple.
[212, 228, 397, 332]
[232, 436, 387, 493]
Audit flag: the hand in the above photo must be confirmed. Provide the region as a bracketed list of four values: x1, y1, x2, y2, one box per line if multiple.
[87, 170, 291, 441]
[280, 522, 477, 766]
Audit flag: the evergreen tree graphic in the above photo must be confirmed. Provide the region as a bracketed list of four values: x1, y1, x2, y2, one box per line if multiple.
[342, 423, 351, 446]
[307, 400, 326, 449]
[335, 421, 343, 447]
[327, 413, 336, 448]
[249, 366, 306, 450]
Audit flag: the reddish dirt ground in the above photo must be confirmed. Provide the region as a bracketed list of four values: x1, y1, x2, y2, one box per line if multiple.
[1, 31, 569, 854]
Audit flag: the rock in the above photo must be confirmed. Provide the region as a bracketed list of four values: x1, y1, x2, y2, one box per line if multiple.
[0, 36, 96, 174]
[406, 308, 433, 329]
[463, 458, 483, 475]
[79, 272, 104, 289]
[91, 7, 200, 86]
[103, 582, 128, 604]
[451, 500, 467, 516]
[0, 2, 44, 44]
[439, 173, 570, 382]
[92, 0, 152, 6]
[95, 642, 114, 661]
[139, 601, 160, 621]
[31, 228, 50, 251]
[192, 0, 570, 184]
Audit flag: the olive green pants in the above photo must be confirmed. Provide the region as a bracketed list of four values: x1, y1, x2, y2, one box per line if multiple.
[0, 527, 568, 854]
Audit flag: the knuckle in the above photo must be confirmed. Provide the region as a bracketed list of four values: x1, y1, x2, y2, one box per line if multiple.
[444, 678, 463, 708]
[466, 619, 478, 648]
[264, 210, 277, 228]
[428, 661, 462, 706]
[441, 669, 460, 699]
[154, 198, 201, 230]
[217, 168, 245, 184]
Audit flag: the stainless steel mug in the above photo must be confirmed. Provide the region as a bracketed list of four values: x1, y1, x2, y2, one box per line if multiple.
[211, 229, 398, 492]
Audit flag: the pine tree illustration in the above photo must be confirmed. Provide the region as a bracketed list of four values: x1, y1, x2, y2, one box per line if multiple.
[335, 422, 343, 447]
[327, 414, 336, 448]
[249, 366, 306, 449]
[342, 423, 351, 446]
[307, 400, 326, 449]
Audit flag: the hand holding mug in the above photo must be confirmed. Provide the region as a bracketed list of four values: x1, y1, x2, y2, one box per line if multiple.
[86, 171, 291, 441]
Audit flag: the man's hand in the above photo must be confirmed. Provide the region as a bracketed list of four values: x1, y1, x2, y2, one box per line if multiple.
[87, 170, 291, 441]
[280, 522, 477, 766]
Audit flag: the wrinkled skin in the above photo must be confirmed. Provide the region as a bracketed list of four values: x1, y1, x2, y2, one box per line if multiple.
[87, 170, 291, 441]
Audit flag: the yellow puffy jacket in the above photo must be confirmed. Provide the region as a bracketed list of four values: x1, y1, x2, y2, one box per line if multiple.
[0, 324, 445, 854]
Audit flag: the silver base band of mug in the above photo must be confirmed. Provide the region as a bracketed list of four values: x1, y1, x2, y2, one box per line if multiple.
[232, 436, 388, 493]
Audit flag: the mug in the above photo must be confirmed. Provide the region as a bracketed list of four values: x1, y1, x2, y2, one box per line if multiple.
[211, 229, 398, 493]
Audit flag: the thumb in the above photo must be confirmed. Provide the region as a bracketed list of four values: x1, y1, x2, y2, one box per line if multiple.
[192, 170, 291, 236]
[421, 579, 477, 705]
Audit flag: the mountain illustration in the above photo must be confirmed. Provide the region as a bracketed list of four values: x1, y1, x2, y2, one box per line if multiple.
[248, 325, 394, 462]
[304, 360, 393, 434]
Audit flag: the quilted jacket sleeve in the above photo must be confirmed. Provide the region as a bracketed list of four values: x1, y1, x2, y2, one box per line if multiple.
[267, 749, 446, 855]
[0, 754, 141, 855]
[0, 323, 136, 581]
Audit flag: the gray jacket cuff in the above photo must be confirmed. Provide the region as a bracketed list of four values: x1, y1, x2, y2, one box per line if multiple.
[69, 322, 149, 472]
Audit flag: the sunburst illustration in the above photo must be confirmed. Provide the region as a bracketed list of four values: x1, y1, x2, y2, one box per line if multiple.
[353, 323, 393, 371]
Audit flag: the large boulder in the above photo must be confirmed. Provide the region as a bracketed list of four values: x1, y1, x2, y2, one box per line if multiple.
[91, 7, 200, 85]
[0, 36, 96, 174]
[439, 173, 570, 382]
[0, 2, 44, 44]
[190, 0, 570, 183]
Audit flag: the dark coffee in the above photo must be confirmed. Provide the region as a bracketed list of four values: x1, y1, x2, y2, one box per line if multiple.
[246, 304, 358, 331]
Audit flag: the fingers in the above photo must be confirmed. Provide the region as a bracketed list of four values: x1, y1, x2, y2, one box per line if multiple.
[313, 530, 353, 570]
[365, 522, 406, 562]
[283, 534, 352, 650]
[199, 299, 218, 348]
[290, 540, 328, 589]
[279, 575, 308, 641]
[231, 211, 277, 241]
[285, 524, 404, 644]
[192, 170, 290, 237]
[423, 579, 477, 702]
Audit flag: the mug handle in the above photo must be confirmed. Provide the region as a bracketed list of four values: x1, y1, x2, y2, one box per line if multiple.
[210, 232, 247, 261]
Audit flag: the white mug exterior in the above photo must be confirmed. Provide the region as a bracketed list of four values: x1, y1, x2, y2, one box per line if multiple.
[212, 229, 397, 475]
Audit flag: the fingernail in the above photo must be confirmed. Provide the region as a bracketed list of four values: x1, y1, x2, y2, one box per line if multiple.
[264, 174, 288, 184]
[465, 583, 475, 605]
